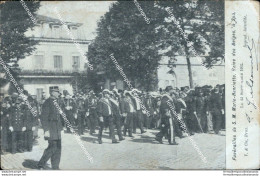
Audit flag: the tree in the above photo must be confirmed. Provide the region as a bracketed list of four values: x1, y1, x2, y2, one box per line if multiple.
[155, 0, 224, 88]
[87, 1, 164, 91]
[87, 0, 224, 89]
[0, 1, 40, 93]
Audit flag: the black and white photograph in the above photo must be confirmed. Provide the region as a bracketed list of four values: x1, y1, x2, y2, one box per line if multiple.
[0, 0, 259, 172]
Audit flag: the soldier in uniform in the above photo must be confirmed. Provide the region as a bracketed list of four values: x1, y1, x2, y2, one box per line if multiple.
[37, 87, 63, 170]
[155, 86, 178, 145]
[76, 95, 86, 135]
[85, 91, 98, 135]
[96, 89, 118, 144]
[131, 89, 145, 134]
[1, 96, 11, 153]
[9, 95, 26, 153]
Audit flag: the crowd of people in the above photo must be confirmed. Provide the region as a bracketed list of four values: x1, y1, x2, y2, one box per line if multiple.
[0, 84, 225, 154]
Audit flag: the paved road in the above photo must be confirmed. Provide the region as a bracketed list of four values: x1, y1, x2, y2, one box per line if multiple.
[1, 128, 225, 170]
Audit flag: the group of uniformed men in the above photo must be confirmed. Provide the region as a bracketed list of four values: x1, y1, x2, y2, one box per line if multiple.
[1, 84, 225, 155]
[0, 84, 225, 169]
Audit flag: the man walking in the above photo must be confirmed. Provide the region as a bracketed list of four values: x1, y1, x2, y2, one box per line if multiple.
[37, 87, 63, 170]
[96, 89, 118, 144]
[155, 86, 178, 145]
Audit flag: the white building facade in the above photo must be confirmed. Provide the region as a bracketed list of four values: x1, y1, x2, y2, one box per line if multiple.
[18, 15, 90, 100]
[158, 56, 225, 89]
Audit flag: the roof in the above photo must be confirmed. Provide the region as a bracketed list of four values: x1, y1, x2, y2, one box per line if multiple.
[36, 14, 83, 27]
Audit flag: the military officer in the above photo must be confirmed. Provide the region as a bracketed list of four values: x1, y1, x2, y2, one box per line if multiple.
[38, 87, 63, 170]
[9, 95, 26, 153]
[155, 86, 178, 145]
[96, 89, 118, 144]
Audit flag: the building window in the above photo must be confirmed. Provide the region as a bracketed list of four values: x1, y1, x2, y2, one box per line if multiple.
[54, 55, 63, 69]
[72, 56, 80, 69]
[53, 25, 60, 38]
[71, 26, 78, 39]
[34, 55, 44, 69]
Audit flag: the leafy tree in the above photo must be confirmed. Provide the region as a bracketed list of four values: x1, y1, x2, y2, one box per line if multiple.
[0, 1, 40, 93]
[155, 0, 224, 88]
[87, 0, 224, 90]
[87, 1, 164, 91]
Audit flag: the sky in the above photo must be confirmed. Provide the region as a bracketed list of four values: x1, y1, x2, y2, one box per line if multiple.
[37, 1, 114, 40]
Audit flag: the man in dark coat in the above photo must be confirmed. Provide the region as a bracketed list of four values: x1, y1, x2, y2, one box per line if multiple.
[96, 89, 118, 144]
[23, 96, 38, 151]
[209, 88, 224, 134]
[85, 91, 98, 135]
[1, 96, 11, 153]
[155, 86, 178, 145]
[194, 89, 207, 133]
[122, 91, 135, 137]
[37, 87, 63, 170]
[131, 89, 145, 134]
[9, 96, 26, 153]
[76, 95, 86, 135]
[63, 94, 76, 133]
[110, 89, 124, 141]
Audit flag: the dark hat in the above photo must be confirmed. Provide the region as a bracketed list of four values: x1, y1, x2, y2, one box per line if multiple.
[165, 86, 173, 92]
[23, 90, 29, 96]
[49, 86, 59, 93]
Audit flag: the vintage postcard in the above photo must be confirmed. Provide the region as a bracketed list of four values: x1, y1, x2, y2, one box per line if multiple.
[0, 0, 259, 171]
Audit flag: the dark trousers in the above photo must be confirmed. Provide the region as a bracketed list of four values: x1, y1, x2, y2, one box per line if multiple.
[38, 140, 61, 170]
[24, 130, 33, 151]
[197, 112, 207, 132]
[124, 113, 134, 136]
[1, 127, 9, 151]
[156, 117, 176, 144]
[98, 116, 116, 141]
[88, 110, 97, 134]
[11, 131, 24, 153]
[221, 113, 225, 130]
[211, 110, 222, 134]
[133, 110, 144, 133]
[65, 111, 74, 132]
[174, 116, 183, 137]
[186, 113, 197, 133]
[77, 111, 85, 135]
[144, 114, 152, 129]
[114, 115, 123, 139]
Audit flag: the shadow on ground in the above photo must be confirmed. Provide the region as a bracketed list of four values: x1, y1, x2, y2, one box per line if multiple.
[130, 135, 158, 144]
[22, 159, 51, 170]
